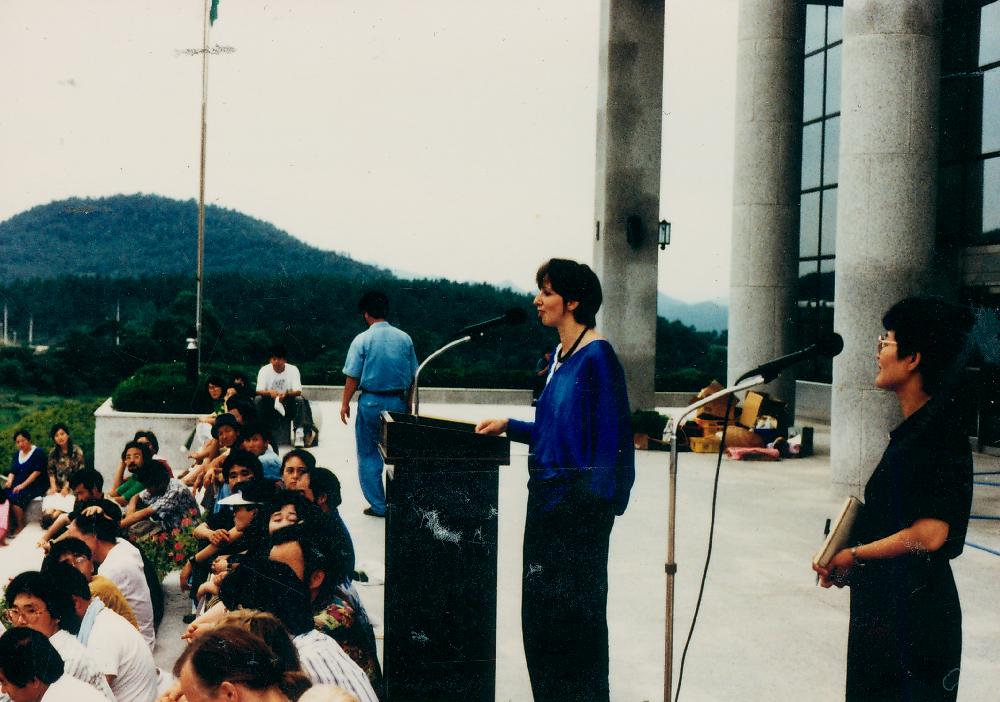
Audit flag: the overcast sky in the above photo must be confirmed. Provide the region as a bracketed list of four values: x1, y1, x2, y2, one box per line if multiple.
[0, 0, 737, 302]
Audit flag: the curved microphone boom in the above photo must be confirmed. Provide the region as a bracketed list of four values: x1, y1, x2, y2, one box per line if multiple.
[455, 307, 527, 340]
[736, 332, 844, 384]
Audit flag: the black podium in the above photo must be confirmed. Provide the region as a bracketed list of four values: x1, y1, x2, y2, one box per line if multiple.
[379, 411, 510, 702]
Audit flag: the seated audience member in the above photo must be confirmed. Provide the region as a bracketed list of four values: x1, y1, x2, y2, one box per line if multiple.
[4, 571, 115, 699]
[43, 537, 139, 630]
[0, 626, 109, 702]
[174, 626, 311, 702]
[240, 422, 282, 483]
[213, 449, 265, 508]
[225, 396, 256, 426]
[65, 500, 157, 649]
[4, 429, 48, 540]
[111, 441, 156, 506]
[268, 522, 382, 694]
[255, 344, 314, 449]
[189, 376, 228, 450]
[133, 430, 173, 477]
[48, 563, 158, 702]
[42, 423, 86, 526]
[183, 413, 241, 491]
[37, 468, 104, 550]
[120, 461, 199, 538]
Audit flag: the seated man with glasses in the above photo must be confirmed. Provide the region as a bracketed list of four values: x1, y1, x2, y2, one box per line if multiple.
[45, 537, 140, 631]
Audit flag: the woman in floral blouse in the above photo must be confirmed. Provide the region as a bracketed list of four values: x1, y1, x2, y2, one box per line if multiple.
[43, 423, 86, 525]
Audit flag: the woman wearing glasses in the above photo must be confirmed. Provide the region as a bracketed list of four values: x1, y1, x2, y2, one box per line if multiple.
[814, 298, 976, 701]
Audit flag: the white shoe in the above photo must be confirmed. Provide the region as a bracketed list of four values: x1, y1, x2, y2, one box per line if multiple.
[293, 428, 304, 447]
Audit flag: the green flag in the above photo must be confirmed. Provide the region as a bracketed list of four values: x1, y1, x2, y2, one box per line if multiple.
[210, 0, 220, 25]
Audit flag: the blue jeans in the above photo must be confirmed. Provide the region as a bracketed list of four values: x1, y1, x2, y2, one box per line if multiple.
[355, 393, 405, 515]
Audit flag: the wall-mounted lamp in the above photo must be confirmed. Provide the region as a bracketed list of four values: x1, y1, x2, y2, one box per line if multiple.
[658, 220, 671, 250]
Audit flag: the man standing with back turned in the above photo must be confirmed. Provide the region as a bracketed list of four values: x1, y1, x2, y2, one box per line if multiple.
[341, 290, 418, 518]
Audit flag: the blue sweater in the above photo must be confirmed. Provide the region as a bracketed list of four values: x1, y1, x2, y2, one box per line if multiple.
[507, 340, 635, 515]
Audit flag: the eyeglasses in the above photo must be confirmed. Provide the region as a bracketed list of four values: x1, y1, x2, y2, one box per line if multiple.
[877, 335, 898, 353]
[5, 606, 47, 622]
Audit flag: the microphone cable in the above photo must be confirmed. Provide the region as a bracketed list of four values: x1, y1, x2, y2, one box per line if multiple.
[673, 390, 737, 702]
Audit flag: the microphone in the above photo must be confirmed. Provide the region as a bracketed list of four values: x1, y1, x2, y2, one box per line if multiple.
[456, 308, 527, 339]
[736, 332, 844, 384]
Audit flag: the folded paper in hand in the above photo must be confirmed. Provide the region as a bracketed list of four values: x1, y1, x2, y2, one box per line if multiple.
[813, 496, 863, 569]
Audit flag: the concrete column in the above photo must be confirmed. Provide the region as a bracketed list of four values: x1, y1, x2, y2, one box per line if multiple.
[831, 0, 945, 494]
[728, 0, 805, 409]
[592, 0, 664, 411]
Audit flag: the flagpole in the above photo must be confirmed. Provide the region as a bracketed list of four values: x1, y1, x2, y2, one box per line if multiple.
[195, 0, 211, 378]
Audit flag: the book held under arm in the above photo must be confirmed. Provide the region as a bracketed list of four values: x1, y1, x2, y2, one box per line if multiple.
[813, 496, 863, 569]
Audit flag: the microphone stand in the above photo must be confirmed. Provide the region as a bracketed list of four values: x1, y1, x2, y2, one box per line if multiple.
[412, 336, 472, 416]
[664, 374, 764, 702]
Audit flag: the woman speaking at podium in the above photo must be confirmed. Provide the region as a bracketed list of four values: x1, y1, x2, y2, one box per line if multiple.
[477, 258, 634, 702]
[814, 298, 975, 701]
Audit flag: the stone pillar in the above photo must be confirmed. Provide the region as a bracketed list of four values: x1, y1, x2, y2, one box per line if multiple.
[593, 0, 664, 411]
[831, 0, 944, 494]
[728, 0, 805, 409]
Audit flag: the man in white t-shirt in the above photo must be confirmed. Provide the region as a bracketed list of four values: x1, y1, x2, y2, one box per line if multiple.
[254, 343, 314, 448]
[54, 562, 157, 702]
[65, 501, 157, 650]
[0, 627, 108, 702]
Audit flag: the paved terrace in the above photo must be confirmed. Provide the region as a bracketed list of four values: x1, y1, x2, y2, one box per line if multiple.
[3, 400, 998, 701]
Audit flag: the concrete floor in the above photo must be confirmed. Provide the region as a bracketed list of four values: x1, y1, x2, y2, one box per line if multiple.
[3, 400, 998, 701]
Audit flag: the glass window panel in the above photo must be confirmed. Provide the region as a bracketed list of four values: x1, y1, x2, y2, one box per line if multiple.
[800, 191, 820, 258]
[823, 117, 840, 185]
[821, 188, 837, 256]
[984, 157, 1000, 239]
[981, 1, 1000, 67]
[803, 54, 825, 121]
[802, 122, 822, 190]
[827, 6, 843, 45]
[798, 260, 819, 302]
[983, 68, 1000, 154]
[805, 6, 826, 54]
[825, 44, 841, 115]
[818, 259, 835, 303]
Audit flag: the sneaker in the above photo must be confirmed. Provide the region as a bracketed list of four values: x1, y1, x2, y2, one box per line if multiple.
[293, 428, 305, 447]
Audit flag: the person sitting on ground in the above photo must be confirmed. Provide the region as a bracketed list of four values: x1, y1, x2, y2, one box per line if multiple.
[42, 537, 139, 630]
[188, 376, 228, 451]
[3, 429, 48, 541]
[37, 468, 104, 551]
[183, 413, 241, 492]
[226, 396, 256, 426]
[213, 449, 265, 509]
[110, 441, 155, 507]
[226, 370, 255, 404]
[133, 430, 173, 477]
[65, 499, 157, 649]
[241, 422, 282, 484]
[255, 344, 314, 449]
[4, 571, 115, 700]
[48, 563, 158, 702]
[41, 423, 86, 527]
[120, 460, 199, 539]
[0, 626, 109, 702]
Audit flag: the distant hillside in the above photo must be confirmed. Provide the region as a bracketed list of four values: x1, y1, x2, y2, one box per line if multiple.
[657, 293, 728, 331]
[0, 194, 385, 280]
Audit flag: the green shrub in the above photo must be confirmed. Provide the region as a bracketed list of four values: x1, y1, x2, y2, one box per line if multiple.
[0, 398, 102, 471]
[112, 363, 241, 414]
[631, 409, 669, 439]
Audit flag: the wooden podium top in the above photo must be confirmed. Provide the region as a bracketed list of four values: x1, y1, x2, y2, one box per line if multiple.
[379, 411, 511, 465]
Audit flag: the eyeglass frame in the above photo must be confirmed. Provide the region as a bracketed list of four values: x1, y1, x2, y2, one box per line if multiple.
[877, 334, 898, 354]
[5, 604, 48, 622]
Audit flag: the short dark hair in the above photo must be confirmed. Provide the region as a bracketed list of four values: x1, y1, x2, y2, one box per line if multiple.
[239, 422, 269, 443]
[358, 290, 389, 318]
[69, 468, 104, 492]
[223, 449, 263, 481]
[267, 343, 288, 359]
[270, 516, 347, 597]
[13, 428, 30, 442]
[6, 571, 81, 635]
[206, 375, 226, 389]
[69, 499, 122, 542]
[882, 297, 976, 396]
[48, 423, 72, 442]
[133, 430, 160, 454]
[43, 536, 92, 566]
[280, 448, 316, 474]
[225, 397, 255, 423]
[0, 627, 65, 686]
[133, 460, 169, 488]
[121, 440, 153, 465]
[308, 467, 342, 509]
[46, 562, 91, 600]
[536, 258, 603, 328]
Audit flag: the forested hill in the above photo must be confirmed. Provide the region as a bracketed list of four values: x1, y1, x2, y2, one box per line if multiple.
[0, 194, 385, 280]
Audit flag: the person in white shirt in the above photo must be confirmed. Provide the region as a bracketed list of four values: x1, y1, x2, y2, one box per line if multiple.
[64, 500, 157, 649]
[255, 343, 313, 448]
[3, 573, 114, 700]
[0, 627, 108, 702]
[51, 562, 157, 702]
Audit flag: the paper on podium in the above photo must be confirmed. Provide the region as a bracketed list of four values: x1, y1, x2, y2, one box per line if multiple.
[813, 496, 863, 569]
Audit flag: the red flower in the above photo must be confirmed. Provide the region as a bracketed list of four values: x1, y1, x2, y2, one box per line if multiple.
[174, 553, 185, 562]
[174, 541, 185, 551]
[181, 518, 192, 527]
[171, 528, 181, 537]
